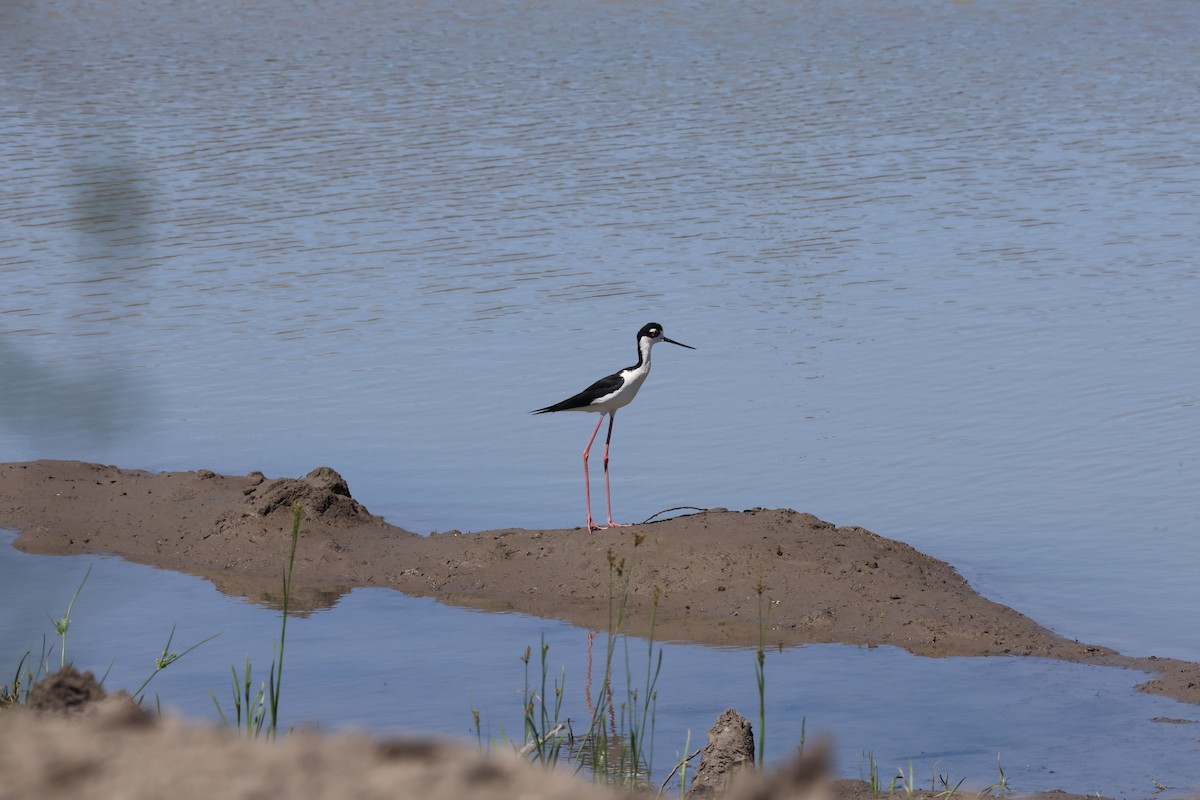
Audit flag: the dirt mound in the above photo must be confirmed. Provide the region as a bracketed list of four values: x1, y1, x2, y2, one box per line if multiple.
[246, 466, 376, 521]
[27, 666, 108, 715]
[0, 460, 405, 589]
[688, 708, 758, 798]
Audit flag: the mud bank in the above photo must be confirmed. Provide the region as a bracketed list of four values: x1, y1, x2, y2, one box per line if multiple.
[1, 460, 1196, 707]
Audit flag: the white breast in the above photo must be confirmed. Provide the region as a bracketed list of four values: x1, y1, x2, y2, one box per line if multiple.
[592, 364, 650, 414]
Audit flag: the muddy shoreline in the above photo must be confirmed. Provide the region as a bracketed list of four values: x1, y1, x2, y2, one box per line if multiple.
[1, 460, 1197, 708]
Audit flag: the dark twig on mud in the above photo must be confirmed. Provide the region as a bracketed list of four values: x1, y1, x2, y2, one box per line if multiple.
[658, 747, 704, 795]
[642, 506, 708, 524]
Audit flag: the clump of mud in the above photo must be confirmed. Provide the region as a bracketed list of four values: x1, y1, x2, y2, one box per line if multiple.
[18, 666, 149, 730]
[27, 666, 108, 715]
[243, 466, 378, 522]
[689, 708, 757, 798]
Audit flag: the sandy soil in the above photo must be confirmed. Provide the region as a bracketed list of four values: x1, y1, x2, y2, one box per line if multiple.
[2, 460, 1197, 710]
[0, 668, 624, 800]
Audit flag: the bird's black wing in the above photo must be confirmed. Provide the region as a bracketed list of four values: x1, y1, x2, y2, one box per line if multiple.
[531, 371, 623, 414]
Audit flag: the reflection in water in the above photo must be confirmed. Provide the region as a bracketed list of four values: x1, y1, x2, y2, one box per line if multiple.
[205, 573, 349, 617]
[67, 157, 155, 256]
[0, 149, 158, 448]
[0, 338, 152, 447]
[1, 39, 161, 446]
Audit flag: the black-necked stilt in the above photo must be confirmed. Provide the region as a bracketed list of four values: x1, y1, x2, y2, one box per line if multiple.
[533, 322, 695, 532]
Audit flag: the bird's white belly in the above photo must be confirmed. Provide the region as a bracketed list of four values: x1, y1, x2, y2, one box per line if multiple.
[589, 368, 648, 414]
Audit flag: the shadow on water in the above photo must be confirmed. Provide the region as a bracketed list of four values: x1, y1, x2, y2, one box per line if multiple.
[0, 339, 152, 447]
[0, 142, 159, 446]
[3, 2, 160, 446]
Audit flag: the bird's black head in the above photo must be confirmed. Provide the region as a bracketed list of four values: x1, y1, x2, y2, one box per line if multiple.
[637, 322, 695, 350]
[638, 323, 664, 341]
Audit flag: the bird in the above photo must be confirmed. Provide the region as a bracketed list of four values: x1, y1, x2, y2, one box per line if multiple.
[533, 322, 695, 532]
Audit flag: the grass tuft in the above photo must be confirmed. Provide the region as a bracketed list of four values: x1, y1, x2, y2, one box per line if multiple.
[982, 752, 1011, 796]
[897, 759, 917, 800]
[211, 502, 302, 738]
[48, 564, 91, 669]
[754, 579, 768, 770]
[133, 623, 221, 703]
[489, 538, 669, 791]
[866, 750, 880, 794]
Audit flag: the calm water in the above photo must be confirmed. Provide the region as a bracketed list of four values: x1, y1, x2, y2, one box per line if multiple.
[2, 0, 1199, 792]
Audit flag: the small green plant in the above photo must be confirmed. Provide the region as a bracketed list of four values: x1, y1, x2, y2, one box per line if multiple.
[754, 580, 768, 771]
[937, 778, 966, 799]
[520, 637, 568, 765]
[896, 759, 917, 800]
[133, 623, 220, 703]
[213, 655, 269, 736]
[576, 547, 630, 783]
[268, 503, 302, 733]
[48, 564, 92, 668]
[471, 705, 484, 752]
[211, 503, 302, 739]
[866, 750, 880, 794]
[570, 536, 663, 788]
[0, 651, 33, 708]
[477, 536, 688, 792]
[624, 584, 663, 784]
[7, 568, 211, 713]
[982, 752, 1010, 796]
[934, 765, 966, 799]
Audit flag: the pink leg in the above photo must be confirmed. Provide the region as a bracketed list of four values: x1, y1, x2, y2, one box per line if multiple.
[603, 413, 631, 528]
[582, 415, 605, 532]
